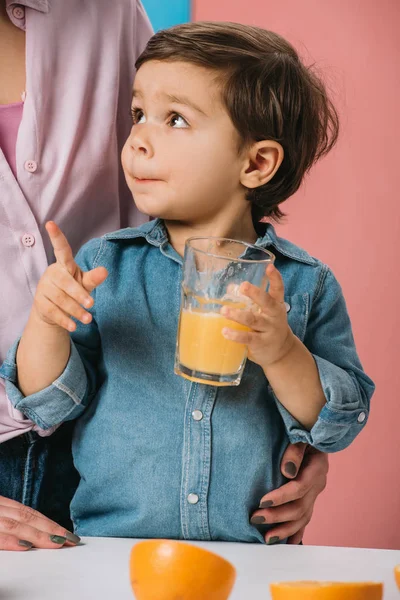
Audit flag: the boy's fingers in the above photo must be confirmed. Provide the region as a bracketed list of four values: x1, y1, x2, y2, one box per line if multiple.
[222, 327, 254, 345]
[81, 266, 108, 293]
[238, 266, 285, 314]
[221, 306, 265, 332]
[266, 263, 285, 303]
[280, 442, 308, 479]
[238, 282, 276, 313]
[39, 296, 77, 332]
[45, 221, 75, 271]
[51, 268, 93, 309]
[45, 283, 92, 326]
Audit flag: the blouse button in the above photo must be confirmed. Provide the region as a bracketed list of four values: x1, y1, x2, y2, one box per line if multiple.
[24, 160, 38, 173]
[22, 234, 35, 248]
[12, 6, 25, 20]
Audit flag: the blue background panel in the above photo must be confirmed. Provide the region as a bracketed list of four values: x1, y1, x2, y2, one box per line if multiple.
[142, 0, 191, 32]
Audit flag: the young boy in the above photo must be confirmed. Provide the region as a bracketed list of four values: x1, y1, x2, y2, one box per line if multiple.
[0, 22, 374, 544]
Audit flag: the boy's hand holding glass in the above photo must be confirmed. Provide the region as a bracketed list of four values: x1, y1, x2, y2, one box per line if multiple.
[175, 237, 276, 386]
[32, 222, 108, 332]
[221, 263, 295, 372]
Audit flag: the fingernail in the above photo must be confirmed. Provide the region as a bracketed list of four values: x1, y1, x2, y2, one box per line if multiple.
[284, 461, 297, 477]
[18, 539, 33, 548]
[267, 536, 280, 545]
[65, 531, 81, 544]
[250, 515, 266, 524]
[50, 535, 67, 545]
[259, 500, 274, 509]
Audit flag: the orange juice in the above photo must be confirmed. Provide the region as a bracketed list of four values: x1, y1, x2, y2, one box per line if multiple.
[178, 306, 250, 376]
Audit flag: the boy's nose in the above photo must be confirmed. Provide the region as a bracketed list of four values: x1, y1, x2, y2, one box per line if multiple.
[129, 127, 154, 158]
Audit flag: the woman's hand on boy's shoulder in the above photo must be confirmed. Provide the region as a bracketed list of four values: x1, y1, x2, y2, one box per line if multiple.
[250, 443, 329, 545]
[0, 496, 80, 551]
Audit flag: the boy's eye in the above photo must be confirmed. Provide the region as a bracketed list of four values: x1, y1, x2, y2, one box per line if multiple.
[169, 113, 189, 128]
[130, 108, 146, 124]
[130, 108, 188, 128]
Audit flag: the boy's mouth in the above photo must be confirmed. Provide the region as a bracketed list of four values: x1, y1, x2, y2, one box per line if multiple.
[133, 177, 162, 184]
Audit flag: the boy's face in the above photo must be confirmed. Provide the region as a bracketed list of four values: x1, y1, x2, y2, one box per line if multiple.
[122, 60, 248, 224]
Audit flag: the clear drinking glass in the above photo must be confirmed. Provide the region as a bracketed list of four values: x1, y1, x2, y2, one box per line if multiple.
[174, 237, 275, 386]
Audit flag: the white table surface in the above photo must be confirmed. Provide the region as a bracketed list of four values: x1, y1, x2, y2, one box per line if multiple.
[1, 537, 399, 599]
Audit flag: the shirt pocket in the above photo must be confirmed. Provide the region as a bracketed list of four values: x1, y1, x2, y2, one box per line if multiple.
[284, 293, 310, 342]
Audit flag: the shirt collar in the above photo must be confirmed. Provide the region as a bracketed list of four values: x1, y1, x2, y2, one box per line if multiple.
[6, 0, 49, 14]
[104, 219, 316, 266]
[254, 222, 316, 265]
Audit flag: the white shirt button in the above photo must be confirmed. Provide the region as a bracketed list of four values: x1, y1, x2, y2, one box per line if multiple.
[284, 301, 291, 313]
[187, 493, 199, 505]
[22, 234, 35, 248]
[192, 410, 203, 421]
[24, 160, 38, 173]
[357, 412, 366, 423]
[12, 6, 25, 20]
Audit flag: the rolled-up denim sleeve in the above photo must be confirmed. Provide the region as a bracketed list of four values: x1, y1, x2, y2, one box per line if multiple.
[273, 266, 375, 452]
[0, 237, 104, 430]
[0, 338, 89, 430]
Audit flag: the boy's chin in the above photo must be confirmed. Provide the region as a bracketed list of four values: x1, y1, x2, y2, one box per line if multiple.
[132, 200, 175, 221]
[133, 205, 153, 217]
[132, 198, 157, 217]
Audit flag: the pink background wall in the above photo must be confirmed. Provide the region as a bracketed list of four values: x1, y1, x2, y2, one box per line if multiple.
[193, 0, 400, 549]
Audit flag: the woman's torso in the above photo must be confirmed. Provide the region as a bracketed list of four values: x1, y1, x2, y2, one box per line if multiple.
[0, 0, 153, 441]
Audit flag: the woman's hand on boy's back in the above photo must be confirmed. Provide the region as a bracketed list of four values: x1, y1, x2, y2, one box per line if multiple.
[251, 443, 329, 545]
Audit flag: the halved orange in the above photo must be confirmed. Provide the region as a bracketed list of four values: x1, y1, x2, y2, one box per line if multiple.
[129, 539, 236, 600]
[395, 565, 400, 590]
[270, 581, 383, 599]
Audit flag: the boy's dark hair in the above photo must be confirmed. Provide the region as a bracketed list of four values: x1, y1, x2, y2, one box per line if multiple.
[136, 21, 339, 223]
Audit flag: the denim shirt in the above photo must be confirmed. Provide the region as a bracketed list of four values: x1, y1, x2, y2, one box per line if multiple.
[0, 219, 375, 542]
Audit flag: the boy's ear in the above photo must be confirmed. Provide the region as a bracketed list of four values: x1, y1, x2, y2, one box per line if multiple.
[240, 140, 284, 189]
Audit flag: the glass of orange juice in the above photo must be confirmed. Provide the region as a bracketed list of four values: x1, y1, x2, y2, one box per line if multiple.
[174, 237, 275, 386]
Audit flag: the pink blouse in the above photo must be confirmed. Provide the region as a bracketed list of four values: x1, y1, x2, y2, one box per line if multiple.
[0, 102, 23, 179]
[0, 0, 153, 442]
